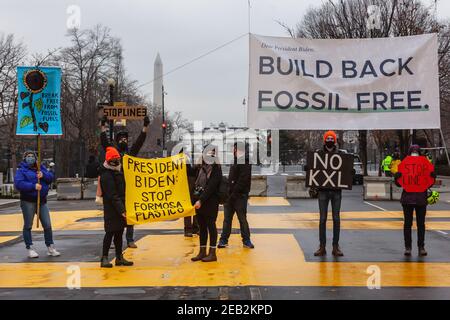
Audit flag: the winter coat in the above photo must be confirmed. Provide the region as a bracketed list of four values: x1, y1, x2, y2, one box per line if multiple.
[85, 160, 100, 178]
[100, 131, 147, 163]
[100, 165, 126, 232]
[14, 162, 53, 203]
[196, 163, 222, 217]
[228, 156, 252, 200]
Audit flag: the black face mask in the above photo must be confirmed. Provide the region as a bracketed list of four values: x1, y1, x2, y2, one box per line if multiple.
[325, 141, 335, 149]
[118, 142, 128, 151]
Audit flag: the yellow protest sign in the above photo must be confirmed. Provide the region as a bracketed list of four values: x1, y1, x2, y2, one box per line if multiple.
[123, 154, 195, 224]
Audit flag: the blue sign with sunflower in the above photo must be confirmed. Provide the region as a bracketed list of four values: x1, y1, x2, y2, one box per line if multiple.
[16, 66, 62, 135]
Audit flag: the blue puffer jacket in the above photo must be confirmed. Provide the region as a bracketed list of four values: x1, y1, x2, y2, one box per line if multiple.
[14, 162, 54, 203]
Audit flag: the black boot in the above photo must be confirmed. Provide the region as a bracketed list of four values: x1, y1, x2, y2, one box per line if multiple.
[202, 248, 217, 262]
[314, 244, 326, 256]
[115, 255, 134, 266]
[332, 244, 344, 257]
[100, 256, 113, 268]
[191, 246, 207, 262]
[419, 247, 428, 256]
[404, 247, 412, 256]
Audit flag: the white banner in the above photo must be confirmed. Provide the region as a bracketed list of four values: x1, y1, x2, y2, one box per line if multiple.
[248, 34, 440, 130]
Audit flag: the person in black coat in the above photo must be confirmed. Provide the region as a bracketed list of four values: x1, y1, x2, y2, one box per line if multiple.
[99, 147, 133, 268]
[85, 155, 99, 178]
[100, 115, 149, 249]
[191, 146, 222, 263]
[218, 142, 254, 249]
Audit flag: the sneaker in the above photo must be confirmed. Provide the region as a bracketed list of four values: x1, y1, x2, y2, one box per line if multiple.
[404, 248, 412, 256]
[127, 242, 138, 249]
[217, 240, 228, 248]
[184, 232, 193, 238]
[243, 240, 255, 249]
[28, 247, 39, 258]
[47, 245, 61, 257]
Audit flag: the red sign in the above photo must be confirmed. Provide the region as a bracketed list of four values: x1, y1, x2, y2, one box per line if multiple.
[397, 156, 434, 192]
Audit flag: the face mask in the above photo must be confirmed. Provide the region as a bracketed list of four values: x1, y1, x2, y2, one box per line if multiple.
[25, 156, 36, 165]
[411, 152, 419, 157]
[325, 141, 335, 149]
[118, 142, 128, 151]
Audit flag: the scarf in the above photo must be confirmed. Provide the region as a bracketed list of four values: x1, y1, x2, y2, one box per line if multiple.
[195, 164, 213, 189]
[103, 160, 121, 172]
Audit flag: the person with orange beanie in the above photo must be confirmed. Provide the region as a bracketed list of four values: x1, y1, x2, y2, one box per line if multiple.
[313, 130, 344, 257]
[99, 147, 133, 268]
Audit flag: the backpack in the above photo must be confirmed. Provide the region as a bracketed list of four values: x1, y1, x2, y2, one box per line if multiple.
[218, 176, 229, 205]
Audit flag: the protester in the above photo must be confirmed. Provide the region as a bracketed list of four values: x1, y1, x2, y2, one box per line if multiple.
[85, 155, 100, 178]
[99, 147, 133, 268]
[100, 115, 149, 248]
[191, 146, 222, 262]
[381, 152, 393, 177]
[313, 131, 344, 257]
[218, 142, 254, 249]
[14, 150, 60, 258]
[394, 144, 436, 257]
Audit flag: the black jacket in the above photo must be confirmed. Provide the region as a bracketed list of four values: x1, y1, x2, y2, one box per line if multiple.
[228, 157, 252, 200]
[100, 131, 147, 160]
[85, 160, 99, 178]
[196, 163, 222, 216]
[100, 166, 126, 232]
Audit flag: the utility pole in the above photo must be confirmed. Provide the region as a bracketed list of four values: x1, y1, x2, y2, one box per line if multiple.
[108, 78, 116, 142]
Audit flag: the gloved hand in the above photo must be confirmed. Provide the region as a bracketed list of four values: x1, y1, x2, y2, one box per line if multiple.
[143, 116, 150, 127]
[394, 172, 402, 180]
[430, 171, 437, 179]
[101, 115, 108, 126]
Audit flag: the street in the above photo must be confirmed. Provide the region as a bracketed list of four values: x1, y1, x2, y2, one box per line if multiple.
[1, 180, 450, 300]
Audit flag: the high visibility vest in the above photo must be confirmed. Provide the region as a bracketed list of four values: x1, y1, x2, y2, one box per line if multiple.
[382, 156, 393, 172]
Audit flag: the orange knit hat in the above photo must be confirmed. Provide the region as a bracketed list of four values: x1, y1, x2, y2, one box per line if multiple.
[323, 130, 337, 143]
[105, 147, 121, 161]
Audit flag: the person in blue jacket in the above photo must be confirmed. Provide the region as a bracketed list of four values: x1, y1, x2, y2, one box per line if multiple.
[14, 150, 60, 259]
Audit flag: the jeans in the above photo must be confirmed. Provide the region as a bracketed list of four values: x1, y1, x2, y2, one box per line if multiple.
[220, 195, 251, 243]
[318, 190, 342, 246]
[21, 200, 54, 249]
[402, 205, 427, 248]
[126, 225, 134, 243]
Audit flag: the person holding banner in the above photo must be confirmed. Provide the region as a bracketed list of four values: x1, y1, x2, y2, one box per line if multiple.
[14, 150, 60, 259]
[313, 131, 344, 257]
[394, 145, 436, 257]
[100, 115, 150, 249]
[191, 146, 222, 263]
[99, 147, 133, 268]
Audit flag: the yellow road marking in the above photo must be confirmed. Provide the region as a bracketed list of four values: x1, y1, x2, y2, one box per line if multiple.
[0, 236, 17, 244]
[1, 234, 450, 288]
[249, 197, 290, 206]
[2, 210, 450, 232]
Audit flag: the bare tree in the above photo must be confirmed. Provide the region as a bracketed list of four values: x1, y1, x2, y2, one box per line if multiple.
[283, 0, 450, 173]
[0, 34, 26, 173]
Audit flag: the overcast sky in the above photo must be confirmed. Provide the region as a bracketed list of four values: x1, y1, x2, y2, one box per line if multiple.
[1, 0, 449, 126]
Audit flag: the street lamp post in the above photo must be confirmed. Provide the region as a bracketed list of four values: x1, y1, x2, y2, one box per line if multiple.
[107, 78, 116, 142]
[162, 85, 167, 157]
